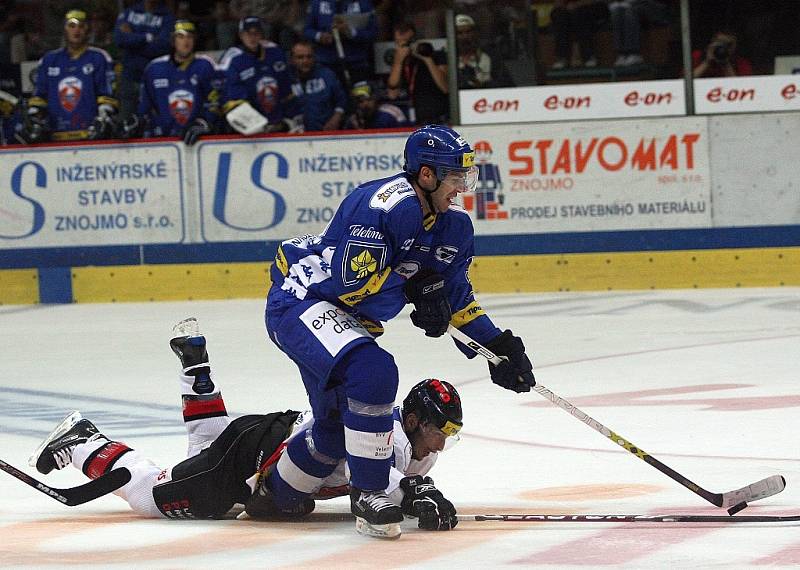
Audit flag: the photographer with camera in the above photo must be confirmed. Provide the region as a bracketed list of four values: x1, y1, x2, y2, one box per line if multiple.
[455, 14, 513, 90]
[692, 30, 752, 78]
[386, 21, 449, 125]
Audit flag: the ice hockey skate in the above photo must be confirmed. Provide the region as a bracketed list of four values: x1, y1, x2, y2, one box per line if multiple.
[242, 472, 315, 520]
[350, 487, 403, 539]
[29, 411, 104, 475]
[170, 317, 215, 394]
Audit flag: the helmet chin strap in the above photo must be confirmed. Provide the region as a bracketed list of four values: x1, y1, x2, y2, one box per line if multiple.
[414, 169, 442, 216]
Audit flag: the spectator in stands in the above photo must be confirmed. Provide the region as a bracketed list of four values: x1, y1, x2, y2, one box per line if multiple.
[0, 0, 20, 64]
[230, 0, 307, 52]
[386, 20, 448, 125]
[344, 80, 407, 129]
[17, 9, 117, 144]
[608, 0, 669, 67]
[549, 0, 609, 69]
[5, 16, 28, 64]
[120, 20, 217, 146]
[89, 9, 119, 61]
[693, 29, 752, 78]
[286, 39, 346, 132]
[304, 0, 377, 87]
[455, 13, 513, 89]
[212, 1, 238, 50]
[218, 16, 293, 134]
[114, 0, 176, 122]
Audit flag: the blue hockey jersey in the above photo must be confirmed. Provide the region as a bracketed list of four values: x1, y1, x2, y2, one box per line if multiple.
[113, 2, 175, 81]
[30, 46, 116, 140]
[268, 173, 501, 353]
[138, 54, 217, 136]
[219, 43, 291, 125]
[287, 63, 347, 132]
[303, 0, 377, 68]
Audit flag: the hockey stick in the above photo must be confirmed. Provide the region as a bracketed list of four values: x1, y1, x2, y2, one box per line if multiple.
[0, 459, 130, 506]
[447, 325, 786, 513]
[457, 513, 800, 524]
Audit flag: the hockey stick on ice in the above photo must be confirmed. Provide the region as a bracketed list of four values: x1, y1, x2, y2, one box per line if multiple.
[0, 459, 130, 506]
[447, 325, 786, 513]
[457, 513, 800, 524]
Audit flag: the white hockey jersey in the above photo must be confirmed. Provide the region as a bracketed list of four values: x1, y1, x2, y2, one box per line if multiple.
[289, 406, 437, 504]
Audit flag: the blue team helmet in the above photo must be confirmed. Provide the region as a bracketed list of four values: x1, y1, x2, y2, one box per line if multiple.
[403, 124, 478, 192]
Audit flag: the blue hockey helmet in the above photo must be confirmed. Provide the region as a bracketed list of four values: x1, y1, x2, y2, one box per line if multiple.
[403, 124, 478, 192]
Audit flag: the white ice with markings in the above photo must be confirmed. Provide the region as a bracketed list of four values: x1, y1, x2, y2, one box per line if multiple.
[1, 288, 799, 568]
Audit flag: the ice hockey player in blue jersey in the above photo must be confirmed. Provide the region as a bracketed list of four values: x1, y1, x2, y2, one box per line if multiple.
[219, 17, 293, 134]
[260, 124, 536, 539]
[121, 20, 217, 146]
[18, 10, 117, 143]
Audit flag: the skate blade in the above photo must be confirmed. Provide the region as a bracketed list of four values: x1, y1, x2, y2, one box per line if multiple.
[355, 517, 401, 539]
[172, 317, 200, 339]
[28, 411, 82, 468]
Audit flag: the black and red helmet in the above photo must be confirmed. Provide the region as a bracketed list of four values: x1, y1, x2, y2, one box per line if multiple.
[402, 379, 463, 437]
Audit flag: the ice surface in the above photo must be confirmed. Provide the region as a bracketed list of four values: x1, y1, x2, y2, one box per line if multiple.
[2, 288, 799, 568]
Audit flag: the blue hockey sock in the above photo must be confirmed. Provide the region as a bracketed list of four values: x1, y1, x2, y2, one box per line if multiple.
[337, 343, 399, 491]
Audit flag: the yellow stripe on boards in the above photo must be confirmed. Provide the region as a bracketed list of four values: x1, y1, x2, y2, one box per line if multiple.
[467, 247, 800, 293]
[71, 262, 272, 302]
[0, 269, 39, 305]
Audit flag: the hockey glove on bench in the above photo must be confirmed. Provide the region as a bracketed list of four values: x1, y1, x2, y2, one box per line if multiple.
[400, 475, 457, 530]
[485, 329, 536, 393]
[404, 269, 451, 338]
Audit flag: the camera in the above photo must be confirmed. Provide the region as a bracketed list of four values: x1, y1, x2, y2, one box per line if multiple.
[710, 41, 732, 63]
[415, 41, 434, 57]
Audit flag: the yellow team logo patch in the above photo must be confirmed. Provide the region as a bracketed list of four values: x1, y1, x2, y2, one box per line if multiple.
[350, 249, 377, 279]
[462, 151, 475, 168]
[441, 420, 462, 437]
[275, 246, 289, 276]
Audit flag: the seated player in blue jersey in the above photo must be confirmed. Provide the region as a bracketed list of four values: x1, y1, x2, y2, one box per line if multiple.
[29, 318, 459, 534]
[344, 81, 408, 130]
[218, 16, 294, 135]
[17, 9, 118, 143]
[261, 124, 536, 539]
[120, 20, 217, 146]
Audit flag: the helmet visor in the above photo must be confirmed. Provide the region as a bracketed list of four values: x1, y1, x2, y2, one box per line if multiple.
[420, 419, 462, 453]
[437, 166, 479, 193]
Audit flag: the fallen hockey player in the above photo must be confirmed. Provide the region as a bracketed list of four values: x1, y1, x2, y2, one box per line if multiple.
[29, 318, 461, 539]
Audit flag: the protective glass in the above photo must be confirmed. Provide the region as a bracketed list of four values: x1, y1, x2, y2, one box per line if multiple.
[437, 166, 479, 193]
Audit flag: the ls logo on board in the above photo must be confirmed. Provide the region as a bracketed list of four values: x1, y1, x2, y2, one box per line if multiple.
[0, 161, 47, 239]
[212, 150, 288, 231]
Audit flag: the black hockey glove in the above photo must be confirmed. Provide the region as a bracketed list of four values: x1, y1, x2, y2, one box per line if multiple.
[182, 117, 211, 146]
[403, 269, 451, 338]
[15, 105, 49, 144]
[87, 114, 114, 140]
[87, 103, 117, 141]
[400, 475, 457, 531]
[485, 329, 536, 393]
[119, 114, 143, 140]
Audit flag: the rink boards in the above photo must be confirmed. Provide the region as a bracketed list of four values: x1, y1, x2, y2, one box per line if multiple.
[1, 113, 799, 304]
